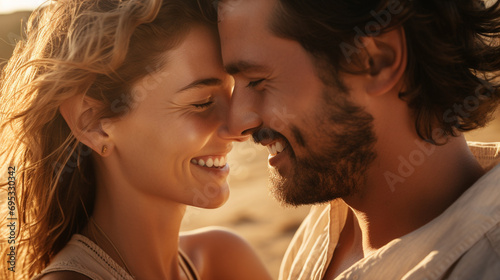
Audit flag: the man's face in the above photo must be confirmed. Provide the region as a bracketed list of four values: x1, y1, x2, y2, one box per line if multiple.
[218, 0, 378, 205]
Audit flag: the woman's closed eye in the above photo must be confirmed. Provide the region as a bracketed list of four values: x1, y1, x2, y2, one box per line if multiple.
[247, 79, 265, 89]
[192, 98, 214, 109]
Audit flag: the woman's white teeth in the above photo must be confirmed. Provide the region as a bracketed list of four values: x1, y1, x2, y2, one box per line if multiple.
[267, 141, 285, 156]
[191, 156, 227, 168]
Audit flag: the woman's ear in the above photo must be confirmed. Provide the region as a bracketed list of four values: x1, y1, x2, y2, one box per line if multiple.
[59, 94, 113, 156]
[358, 26, 407, 96]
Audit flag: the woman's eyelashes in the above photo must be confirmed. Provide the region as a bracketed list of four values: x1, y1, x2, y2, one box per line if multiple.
[192, 97, 214, 109]
[247, 78, 265, 89]
[193, 101, 214, 109]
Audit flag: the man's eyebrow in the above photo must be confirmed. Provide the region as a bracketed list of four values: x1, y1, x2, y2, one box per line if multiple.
[177, 78, 222, 93]
[225, 61, 270, 75]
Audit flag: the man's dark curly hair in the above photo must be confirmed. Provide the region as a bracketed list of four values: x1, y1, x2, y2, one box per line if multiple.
[251, 0, 500, 142]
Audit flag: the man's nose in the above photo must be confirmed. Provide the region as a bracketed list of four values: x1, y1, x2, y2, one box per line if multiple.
[219, 86, 262, 141]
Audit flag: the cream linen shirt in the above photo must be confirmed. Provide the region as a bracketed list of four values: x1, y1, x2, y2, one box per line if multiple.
[280, 142, 500, 280]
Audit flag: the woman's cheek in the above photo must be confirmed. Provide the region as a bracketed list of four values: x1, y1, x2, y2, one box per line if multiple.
[176, 116, 217, 144]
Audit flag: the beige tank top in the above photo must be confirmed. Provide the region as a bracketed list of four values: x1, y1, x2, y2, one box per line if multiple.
[31, 234, 200, 280]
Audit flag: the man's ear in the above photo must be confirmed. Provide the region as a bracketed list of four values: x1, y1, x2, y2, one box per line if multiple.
[358, 26, 407, 96]
[59, 94, 113, 156]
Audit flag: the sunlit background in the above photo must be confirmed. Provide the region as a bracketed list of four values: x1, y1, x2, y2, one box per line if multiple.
[0, 0, 46, 14]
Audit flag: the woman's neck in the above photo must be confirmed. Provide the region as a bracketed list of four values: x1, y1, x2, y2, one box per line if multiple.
[85, 179, 188, 280]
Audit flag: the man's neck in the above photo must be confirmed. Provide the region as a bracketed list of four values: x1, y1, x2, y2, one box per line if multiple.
[344, 134, 485, 254]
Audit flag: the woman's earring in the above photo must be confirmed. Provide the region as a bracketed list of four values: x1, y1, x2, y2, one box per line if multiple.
[101, 145, 108, 155]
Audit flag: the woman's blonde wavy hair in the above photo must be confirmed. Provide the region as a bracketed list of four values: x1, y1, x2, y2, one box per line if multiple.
[0, 0, 216, 278]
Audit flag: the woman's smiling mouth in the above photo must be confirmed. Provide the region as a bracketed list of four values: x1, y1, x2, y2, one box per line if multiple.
[191, 155, 227, 168]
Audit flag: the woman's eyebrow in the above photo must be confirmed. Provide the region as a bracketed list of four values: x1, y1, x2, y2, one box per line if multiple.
[177, 78, 222, 93]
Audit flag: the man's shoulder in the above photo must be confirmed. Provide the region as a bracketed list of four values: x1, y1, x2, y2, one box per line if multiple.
[486, 222, 500, 250]
[448, 222, 500, 278]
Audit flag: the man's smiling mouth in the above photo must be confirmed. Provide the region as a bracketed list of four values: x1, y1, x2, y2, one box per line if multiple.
[266, 140, 286, 156]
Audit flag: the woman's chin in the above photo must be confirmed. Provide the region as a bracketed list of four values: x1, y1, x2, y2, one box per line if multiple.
[190, 181, 230, 209]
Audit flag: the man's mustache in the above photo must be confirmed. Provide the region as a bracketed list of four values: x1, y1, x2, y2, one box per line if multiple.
[252, 127, 287, 144]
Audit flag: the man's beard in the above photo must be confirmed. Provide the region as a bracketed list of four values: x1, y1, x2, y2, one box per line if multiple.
[260, 88, 378, 206]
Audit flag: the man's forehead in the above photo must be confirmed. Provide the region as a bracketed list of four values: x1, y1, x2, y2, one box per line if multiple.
[218, 0, 275, 23]
[217, 0, 242, 21]
[217, 0, 280, 72]
[217, 0, 245, 15]
[217, 0, 242, 10]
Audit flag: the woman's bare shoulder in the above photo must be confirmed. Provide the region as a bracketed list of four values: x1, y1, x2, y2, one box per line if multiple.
[38, 271, 92, 280]
[180, 226, 262, 259]
[180, 226, 272, 280]
[180, 226, 249, 248]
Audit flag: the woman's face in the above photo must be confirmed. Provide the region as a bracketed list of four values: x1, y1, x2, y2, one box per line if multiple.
[107, 25, 236, 208]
